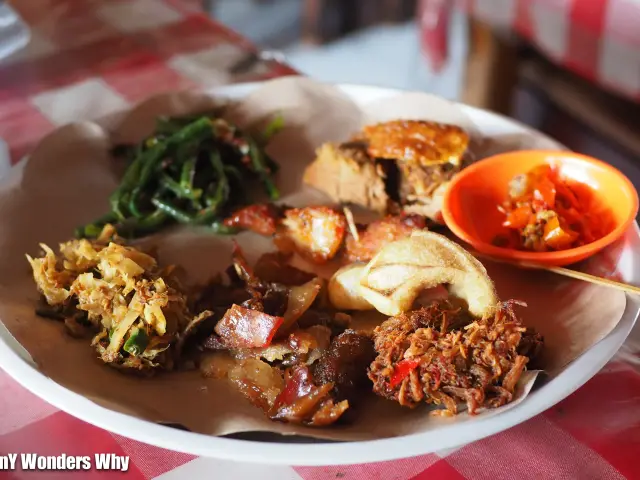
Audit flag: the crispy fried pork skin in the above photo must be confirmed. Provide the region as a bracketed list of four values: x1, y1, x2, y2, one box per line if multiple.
[344, 214, 427, 263]
[368, 300, 543, 416]
[223, 203, 431, 265]
[359, 231, 498, 318]
[361, 120, 469, 167]
[228, 358, 285, 412]
[303, 120, 473, 222]
[303, 142, 389, 213]
[278, 206, 347, 264]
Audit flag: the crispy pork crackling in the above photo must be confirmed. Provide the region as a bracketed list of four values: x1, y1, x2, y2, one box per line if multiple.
[358, 231, 498, 318]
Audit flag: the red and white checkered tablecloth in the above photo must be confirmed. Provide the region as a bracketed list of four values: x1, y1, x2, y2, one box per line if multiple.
[1, 1, 640, 479]
[0, 0, 296, 167]
[418, 0, 640, 102]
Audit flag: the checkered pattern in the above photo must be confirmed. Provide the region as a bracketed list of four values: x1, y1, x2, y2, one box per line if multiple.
[419, 0, 640, 101]
[1, 1, 640, 479]
[2, 361, 640, 479]
[0, 0, 296, 167]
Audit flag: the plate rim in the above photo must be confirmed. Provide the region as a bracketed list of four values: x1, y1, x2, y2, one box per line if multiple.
[0, 81, 637, 466]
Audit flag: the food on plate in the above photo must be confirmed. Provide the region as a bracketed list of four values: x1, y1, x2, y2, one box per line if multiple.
[368, 299, 543, 416]
[328, 263, 373, 311]
[223, 203, 283, 236]
[327, 231, 543, 415]
[225, 204, 349, 264]
[25, 105, 543, 424]
[359, 231, 498, 317]
[353, 231, 542, 416]
[303, 120, 472, 222]
[193, 244, 376, 426]
[224, 204, 429, 264]
[278, 206, 347, 264]
[27, 217, 542, 424]
[495, 164, 610, 252]
[195, 232, 540, 421]
[76, 113, 282, 239]
[343, 213, 427, 262]
[27, 225, 192, 370]
[302, 142, 390, 213]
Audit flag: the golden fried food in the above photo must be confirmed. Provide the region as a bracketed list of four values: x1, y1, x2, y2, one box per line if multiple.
[359, 231, 498, 318]
[278, 206, 347, 264]
[344, 214, 427, 263]
[302, 120, 472, 224]
[328, 264, 373, 311]
[27, 225, 191, 370]
[362, 120, 469, 167]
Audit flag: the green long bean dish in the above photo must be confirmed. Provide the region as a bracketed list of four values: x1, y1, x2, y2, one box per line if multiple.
[76, 113, 283, 239]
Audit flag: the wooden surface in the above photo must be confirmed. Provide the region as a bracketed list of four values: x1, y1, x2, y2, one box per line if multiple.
[301, 0, 417, 44]
[519, 58, 640, 158]
[462, 19, 519, 115]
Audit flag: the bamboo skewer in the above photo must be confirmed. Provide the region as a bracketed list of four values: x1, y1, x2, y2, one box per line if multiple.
[343, 205, 639, 295]
[540, 265, 640, 295]
[469, 249, 640, 296]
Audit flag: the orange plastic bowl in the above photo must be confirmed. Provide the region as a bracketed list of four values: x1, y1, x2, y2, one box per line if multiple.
[442, 150, 639, 267]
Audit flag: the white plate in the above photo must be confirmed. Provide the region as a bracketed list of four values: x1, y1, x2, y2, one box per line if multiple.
[0, 82, 638, 466]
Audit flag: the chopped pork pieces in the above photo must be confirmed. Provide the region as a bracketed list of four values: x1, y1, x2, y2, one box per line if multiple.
[303, 120, 472, 222]
[224, 204, 428, 264]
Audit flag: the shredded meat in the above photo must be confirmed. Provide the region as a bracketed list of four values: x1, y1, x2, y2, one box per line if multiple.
[344, 214, 427, 262]
[368, 299, 543, 416]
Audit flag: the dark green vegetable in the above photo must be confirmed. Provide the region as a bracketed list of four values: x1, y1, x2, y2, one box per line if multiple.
[179, 156, 198, 193]
[123, 327, 149, 356]
[75, 211, 119, 239]
[128, 117, 213, 214]
[76, 113, 281, 239]
[207, 151, 229, 209]
[155, 109, 225, 136]
[151, 197, 193, 224]
[114, 209, 168, 238]
[160, 173, 202, 208]
[209, 221, 239, 235]
[246, 136, 279, 200]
